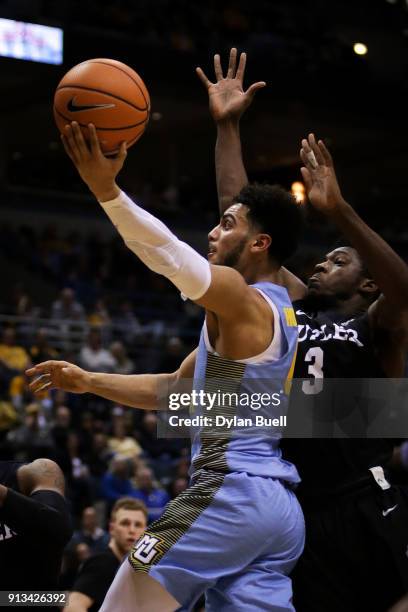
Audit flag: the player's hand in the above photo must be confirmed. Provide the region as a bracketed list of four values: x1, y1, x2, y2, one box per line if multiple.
[300, 134, 347, 215]
[61, 122, 126, 201]
[196, 48, 266, 124]
[26, 360, 91, 395]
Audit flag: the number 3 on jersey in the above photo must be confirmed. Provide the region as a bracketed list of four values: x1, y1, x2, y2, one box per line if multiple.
[302, 347, 324, 395]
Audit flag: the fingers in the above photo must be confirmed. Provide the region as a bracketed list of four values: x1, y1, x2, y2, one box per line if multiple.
[318, 139, 333, 167]
[71, 121, 91, 159]
[60, 133, 78, 165]
[300, 146, 319, 170]
[63, 125, 81, 164]
[227, 48, 237, 78]
[26, 360, 61, 377]
[214, 54, 223, 81]
[64, 122, 89, 162]
[195, 66, 213, 89]
[117, 141, 127, 163]
[29, 373, 53, 394]
[300, 146, 318, 170]
[300, 167, 313, 193]
[235, 51, 247, 82]
[245, 81, 266, 99]
[308, 133, 325, 165]
[88, 123, 102, 157]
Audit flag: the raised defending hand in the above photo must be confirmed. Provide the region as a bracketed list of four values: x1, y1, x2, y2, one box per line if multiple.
[26, 360, 91, 395]
[300, 134, 346, 215]
[196, 47, 266, 124]
[61, 122, 126, 201]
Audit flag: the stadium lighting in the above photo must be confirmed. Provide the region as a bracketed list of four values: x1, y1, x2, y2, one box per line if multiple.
[353, 42, 368, 56]
[291, 181, 306, 203]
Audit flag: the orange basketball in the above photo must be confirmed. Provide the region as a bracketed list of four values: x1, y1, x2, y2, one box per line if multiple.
[54, 58, 150, 154]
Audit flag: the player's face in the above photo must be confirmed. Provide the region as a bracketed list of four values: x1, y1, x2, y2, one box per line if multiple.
[307, 247, 364, 301]
[110, 509, 147, 555]
[207, 203, 252, 269]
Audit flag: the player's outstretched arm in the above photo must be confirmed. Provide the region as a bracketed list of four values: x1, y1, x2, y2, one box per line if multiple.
[61, 122, 268, 318]
[301, 134, 408, 364]
[26, 350, 197, 410]
[197, 48, 265, 214]
[301, 133, 408, 311]
[197, 49, 306, 301]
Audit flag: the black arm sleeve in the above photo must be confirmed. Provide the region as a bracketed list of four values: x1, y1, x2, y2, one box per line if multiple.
[0, 489, 72, 544]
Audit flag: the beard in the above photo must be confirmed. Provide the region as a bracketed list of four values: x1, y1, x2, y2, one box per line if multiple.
[220, 237, 247, 269]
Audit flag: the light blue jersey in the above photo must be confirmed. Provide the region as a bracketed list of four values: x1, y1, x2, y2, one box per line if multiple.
[115, 282, 304, 612]
[191, 281, 300, 483]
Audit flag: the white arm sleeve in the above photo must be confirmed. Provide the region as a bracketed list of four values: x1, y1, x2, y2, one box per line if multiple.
[99, 190, 211, 300]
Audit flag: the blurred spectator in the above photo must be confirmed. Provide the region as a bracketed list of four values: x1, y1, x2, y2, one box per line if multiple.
[112, 301, 142, 342]
[0, 400, 18, 451]
[86, 433, 113, 479]
[78, 328, 116, 373]
[51, 405, 72, 451]
[87, 299, 111, 328]
[110, 341, 135, 375]
[29, 328, 59, 364]
[175, 456, 190, 480]
[62, 432, 93, 514]
[7, 402, 55, 462]
[51, 288, 85, 321]
[77, 412, 95, 455]
[0, 327, 31, 373]
[13, 288, 42, 338]
[15, 293, 41, 318]
[132, 466, 170, 522]
[64, 498, 148, 612]
[157, 336, 187, 372]
[70, 506, 109, 553]
[136, 412, 179, 460]
[100, 456, 138, 505]
[75, 542, 91, 564]
[169, 476, 188, 498]
[108, 417, 142, 460]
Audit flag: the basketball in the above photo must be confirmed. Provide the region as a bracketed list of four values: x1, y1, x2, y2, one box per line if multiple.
[53, 58, 150, 154]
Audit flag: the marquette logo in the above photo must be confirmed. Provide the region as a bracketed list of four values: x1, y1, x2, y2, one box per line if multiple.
[129, 533, 164, 567]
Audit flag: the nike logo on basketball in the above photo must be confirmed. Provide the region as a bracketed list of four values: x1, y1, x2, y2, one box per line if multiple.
[67, 97, 116, 112]
[382, 504, 398, 517]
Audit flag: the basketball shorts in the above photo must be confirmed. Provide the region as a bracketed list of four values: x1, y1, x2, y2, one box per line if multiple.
[104, 470, 304, 611]
[293, 479, 408, 612]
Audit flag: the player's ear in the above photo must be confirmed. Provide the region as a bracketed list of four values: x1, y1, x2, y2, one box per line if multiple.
[359, 277, 379, 297]
[251, 233, 271, 254]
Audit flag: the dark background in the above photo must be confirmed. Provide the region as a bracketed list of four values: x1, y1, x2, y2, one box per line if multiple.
[0, 0, 407, 247]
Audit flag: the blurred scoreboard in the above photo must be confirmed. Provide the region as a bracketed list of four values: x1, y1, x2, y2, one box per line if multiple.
[0, 18, 63, 65]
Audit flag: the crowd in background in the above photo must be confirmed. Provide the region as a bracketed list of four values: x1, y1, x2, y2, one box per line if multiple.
[0, 221, 203, 587]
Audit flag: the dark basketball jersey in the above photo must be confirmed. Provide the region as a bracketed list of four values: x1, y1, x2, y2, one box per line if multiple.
[0, 461, 71, 597]
[282, 301, 395, 495]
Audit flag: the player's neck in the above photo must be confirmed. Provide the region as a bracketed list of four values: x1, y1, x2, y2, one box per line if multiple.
[240, 259, 280, 285]
[323, 294, 368, 317]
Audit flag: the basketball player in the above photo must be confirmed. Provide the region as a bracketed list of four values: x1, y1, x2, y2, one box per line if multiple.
[0, 458, 72, 598]
[27, 122, 305, 611]
[198, 48, 408, 611]
[64, 498, 147, 612]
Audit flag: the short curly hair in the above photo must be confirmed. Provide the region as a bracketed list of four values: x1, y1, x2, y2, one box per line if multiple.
[233, 183, 303, 264]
